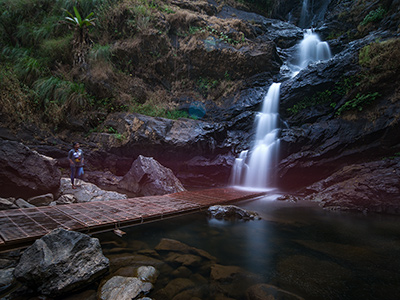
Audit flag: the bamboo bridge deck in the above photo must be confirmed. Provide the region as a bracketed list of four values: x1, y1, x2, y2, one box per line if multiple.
[0, 187, 266, 252]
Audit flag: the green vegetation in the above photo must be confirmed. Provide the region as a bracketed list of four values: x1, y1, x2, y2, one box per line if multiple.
[335, 92, 380, 116]
[0, 0, 196, 128]
[64, 6, 95, 28]
[106, 125, 127, 141]
[360, 7, 386, 26]
[131, 104, 190, 120]
[287, 77, 355, 115]
[197, 77, 219, 98]
[203, 26, 245, 45]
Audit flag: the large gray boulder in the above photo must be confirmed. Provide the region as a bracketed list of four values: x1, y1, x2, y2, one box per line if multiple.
[118, 155, 186, 196]
[58, 177, 127, 203]
[13, 228, 109, 297]
[0, 139, 61, 198]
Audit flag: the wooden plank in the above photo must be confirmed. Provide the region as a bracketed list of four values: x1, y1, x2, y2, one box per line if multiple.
[0, 209, 48, 243]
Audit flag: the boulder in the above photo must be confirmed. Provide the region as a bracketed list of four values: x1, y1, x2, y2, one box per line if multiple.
[27, 193, 54, 207]
[0, 198, 18, 210]
[136, 266, 159, 283]
[58, 177, 127, 203]
[208, 205, 261, 220]
[303, 158, 400, 214]
[99, 276, 153, 300]
[210, 264, 243, 281]
[13, 228, 109, 297]
[154, 238, 216, 261]
[55, 194, 76, 205]
[15, 198, 35, 209]
[118, 155, 186, 196]
[0, 139, 61, 198]
[0, 268, 15, 293]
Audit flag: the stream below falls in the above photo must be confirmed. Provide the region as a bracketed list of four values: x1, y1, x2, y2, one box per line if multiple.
[92, 194, 400, 300]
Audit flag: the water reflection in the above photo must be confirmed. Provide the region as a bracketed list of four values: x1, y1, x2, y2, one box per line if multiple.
[95, 196, 400, 300]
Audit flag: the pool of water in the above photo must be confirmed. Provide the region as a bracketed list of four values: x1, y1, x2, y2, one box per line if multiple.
[94, 194, 400, 300]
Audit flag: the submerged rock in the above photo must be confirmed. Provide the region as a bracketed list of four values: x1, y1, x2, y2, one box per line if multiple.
[13, 228, 109, 297]
[208, 205, 261, 220]
[99, 276, 153, 300]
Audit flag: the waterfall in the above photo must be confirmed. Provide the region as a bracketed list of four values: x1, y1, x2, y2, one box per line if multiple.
[299, 0, 310, 29]
[230, 26, 331, 190]
[299, 29, 332, 68]
[298, 0, 332, 29]
[231, 83, 281, 190]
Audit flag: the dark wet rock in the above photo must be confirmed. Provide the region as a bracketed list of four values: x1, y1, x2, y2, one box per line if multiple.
[89, 112, 226, 160]
[303, 158, 400, 214]
[15, 198, 35, 209]
[158, 278, 196, 299]
[0, 139, 61, 198]
[217, 5, 303, 48]
[55, 194, 77, 205]
[0, 268, 15, 293]
[165, 253, 203, 268]
[0, 198, 18, 210]
[13, 228, 109, 297]
[107, 254, 165, 274]
[62, 289, 97, 300]
[27, 193, 54, 207]
[210, 264, 243, 281]
[99, 276, 153, 300]
[155, 238, 216, 261]
[208, 205, 261, 220]
[277, 31, 400, 191]
[171, 266, 192, 278]
[58, 178, 127, 203]
[84, 170, 123, 188]
[246, 283, 305, 300]
[118, 155, 186, 196]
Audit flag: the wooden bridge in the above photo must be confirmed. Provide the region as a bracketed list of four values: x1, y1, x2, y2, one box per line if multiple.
[0, 187, 266, 252]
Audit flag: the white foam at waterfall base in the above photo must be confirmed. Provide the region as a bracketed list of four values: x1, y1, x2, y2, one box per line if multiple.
[230, 83, 281, 190]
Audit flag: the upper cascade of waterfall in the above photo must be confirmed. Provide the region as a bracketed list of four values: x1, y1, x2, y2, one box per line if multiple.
[299, 0, 332, 29]
[299, 29, 332, 68]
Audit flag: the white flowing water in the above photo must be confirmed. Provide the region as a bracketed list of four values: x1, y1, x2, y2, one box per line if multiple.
[299, 29, 332, 68]
[231, 83, 281, 189]
[231, 29, 332, 190]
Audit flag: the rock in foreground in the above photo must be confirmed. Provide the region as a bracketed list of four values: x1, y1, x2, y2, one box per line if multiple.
[13, 228, 109, 297]
[208, 205, 261, 220]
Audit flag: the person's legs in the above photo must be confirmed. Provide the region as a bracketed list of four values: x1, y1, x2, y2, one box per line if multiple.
[70, 166, 76, 188]
[76, 167, 83, 186]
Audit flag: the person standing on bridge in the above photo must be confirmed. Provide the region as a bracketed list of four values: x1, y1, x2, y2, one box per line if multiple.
[68, 142, 84, 189]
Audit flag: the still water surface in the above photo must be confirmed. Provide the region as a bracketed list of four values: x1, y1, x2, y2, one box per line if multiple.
[96, 194, 400, 300]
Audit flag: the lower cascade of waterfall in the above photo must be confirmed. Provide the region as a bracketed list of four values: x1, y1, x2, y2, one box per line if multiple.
[231, 83, 281, 190]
